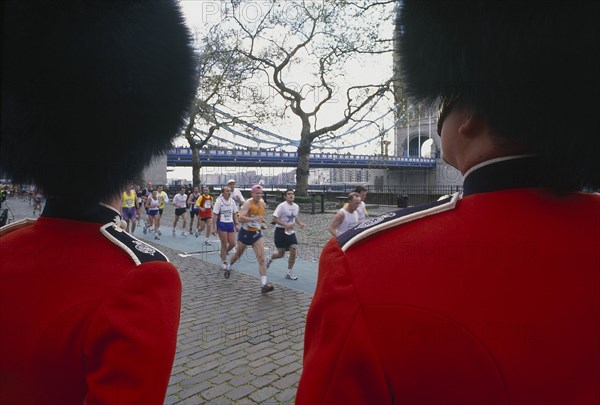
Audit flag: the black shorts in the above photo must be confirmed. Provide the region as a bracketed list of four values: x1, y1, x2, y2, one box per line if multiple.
[274, 227, 298, 250]
[159, 208, 164, 216]
[175, 207, 186, 216]
[200, 217, 210, 222]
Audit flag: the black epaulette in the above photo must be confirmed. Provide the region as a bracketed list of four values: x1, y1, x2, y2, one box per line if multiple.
[337, 192, 461, 251]
[100, 220, 169, 265]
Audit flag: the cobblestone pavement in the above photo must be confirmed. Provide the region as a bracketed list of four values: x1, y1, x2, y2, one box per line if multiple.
[165, 245, 310, 404]
[1, 196, 394, 404]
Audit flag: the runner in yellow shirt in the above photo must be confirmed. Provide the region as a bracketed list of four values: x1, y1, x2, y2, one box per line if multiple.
[155, 184, 169, 236]
[121, 182, 138, 233]
[227, 185, 273, 293]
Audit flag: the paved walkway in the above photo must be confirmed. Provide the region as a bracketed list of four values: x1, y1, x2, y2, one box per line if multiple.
[2, 196, 398, 404]
[164, 244, 310, 404]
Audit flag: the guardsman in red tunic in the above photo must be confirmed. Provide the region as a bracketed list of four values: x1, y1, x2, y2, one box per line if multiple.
[0, 1, 196, 403]
[296, 1, 600, 404]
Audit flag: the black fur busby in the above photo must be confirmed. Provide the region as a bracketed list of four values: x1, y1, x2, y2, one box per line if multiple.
[1, 0, 197, 201]
[397, 1, 600, 192]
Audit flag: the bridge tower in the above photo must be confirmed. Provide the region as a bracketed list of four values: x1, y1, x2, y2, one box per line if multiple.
[394, 108, 439, 159]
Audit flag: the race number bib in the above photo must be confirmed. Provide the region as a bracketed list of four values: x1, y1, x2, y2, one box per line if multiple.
[204, 200, 212, 209]
[249, 216, 260, 229]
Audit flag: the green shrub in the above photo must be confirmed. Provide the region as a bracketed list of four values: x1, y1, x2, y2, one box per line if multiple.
[293, 196, 314, 204]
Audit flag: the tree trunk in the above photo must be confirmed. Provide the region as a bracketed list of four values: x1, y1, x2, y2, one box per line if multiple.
[191, 144, 202, 187]
[295, 137, 311, 196]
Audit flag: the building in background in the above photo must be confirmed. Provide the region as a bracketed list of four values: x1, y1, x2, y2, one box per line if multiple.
[142, 154, 168, 186]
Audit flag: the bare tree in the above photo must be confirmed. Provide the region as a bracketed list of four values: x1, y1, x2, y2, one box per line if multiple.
[182, 26, 263, 187]
[220, 0, 395, 195]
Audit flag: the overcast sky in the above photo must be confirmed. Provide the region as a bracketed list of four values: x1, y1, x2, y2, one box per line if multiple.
[170, 0, 396, 182]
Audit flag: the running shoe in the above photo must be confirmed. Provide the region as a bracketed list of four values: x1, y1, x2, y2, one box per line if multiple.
[143, 226, 147, 234]
[154, 235, 160, 240]
[261, 283, 274, 294]
[204, 240, 211, 245]
[224, 263, 231, 279]
[221, 261, 228, 270]
[158, 230, 162, 236]
[172, 229, 176, 236]
[266, 257, 273, 269]
[285, 272, 299, 280]
[182, 231, 189, 236]
[194, 231, 199, 238]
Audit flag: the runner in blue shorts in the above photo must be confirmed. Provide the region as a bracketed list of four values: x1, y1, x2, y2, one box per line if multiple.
[226, 185, 273, 294]
[187, 186, 200, 234]
[211, 186, 238, 274]
[144, 189, 161, 240]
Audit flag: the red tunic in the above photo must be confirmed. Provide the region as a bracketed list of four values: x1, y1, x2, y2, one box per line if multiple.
[0, 202, 181, 404]
[297, 157, 600, 405]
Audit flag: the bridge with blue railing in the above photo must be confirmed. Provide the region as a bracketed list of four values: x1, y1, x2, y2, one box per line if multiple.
[167, 147, 436, 169]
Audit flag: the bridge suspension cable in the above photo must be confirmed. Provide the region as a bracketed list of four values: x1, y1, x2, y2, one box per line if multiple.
[204, 102, 405, 151]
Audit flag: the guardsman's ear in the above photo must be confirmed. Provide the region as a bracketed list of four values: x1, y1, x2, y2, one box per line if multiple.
[457, 109, 487, 140]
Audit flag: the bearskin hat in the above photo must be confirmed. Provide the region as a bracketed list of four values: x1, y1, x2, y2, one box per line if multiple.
[1, 0, 197, 201]
[397, 1, 600, 192]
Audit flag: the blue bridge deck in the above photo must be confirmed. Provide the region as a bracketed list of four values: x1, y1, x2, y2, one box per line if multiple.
[167, 148, 436, 169]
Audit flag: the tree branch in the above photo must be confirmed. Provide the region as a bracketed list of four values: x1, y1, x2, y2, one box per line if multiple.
[309, 80, 392, 141]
